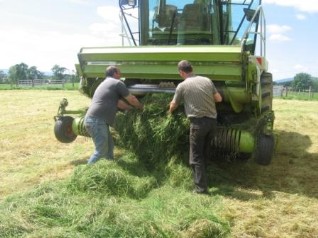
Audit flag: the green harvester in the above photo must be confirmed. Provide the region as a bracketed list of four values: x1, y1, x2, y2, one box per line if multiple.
[54, 0, 275, 165]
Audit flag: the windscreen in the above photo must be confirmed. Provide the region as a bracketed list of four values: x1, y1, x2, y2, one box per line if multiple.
[147, 0, 217, 45]
[140, 0, 260, 47]
[120, 0, 261, 50]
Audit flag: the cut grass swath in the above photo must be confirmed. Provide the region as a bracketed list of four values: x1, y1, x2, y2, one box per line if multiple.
[116, 94, 190, 169]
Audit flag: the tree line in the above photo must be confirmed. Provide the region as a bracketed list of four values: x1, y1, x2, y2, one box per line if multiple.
[275, 72, 318, 92]
[0, 62, 79, 85]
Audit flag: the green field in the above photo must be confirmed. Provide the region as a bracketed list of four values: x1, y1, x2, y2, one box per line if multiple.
[280, 91, 318, 101]
[0, 90, 317, 237]
[0, 83, 79, 91]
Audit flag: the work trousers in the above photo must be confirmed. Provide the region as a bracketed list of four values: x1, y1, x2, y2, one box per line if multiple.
[189, 117, 217, 192]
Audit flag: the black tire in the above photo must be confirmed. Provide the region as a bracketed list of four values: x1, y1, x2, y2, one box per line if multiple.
[255, 134, 274, 165]
[54, 116, 77, 143]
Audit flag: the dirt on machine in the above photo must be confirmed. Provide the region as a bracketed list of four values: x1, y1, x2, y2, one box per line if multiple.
[54, 0, 275, 165]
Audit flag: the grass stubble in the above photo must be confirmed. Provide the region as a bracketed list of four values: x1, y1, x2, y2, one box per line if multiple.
[0, 90, 317, 237]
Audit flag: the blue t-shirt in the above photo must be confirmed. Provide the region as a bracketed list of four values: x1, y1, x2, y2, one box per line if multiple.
[86, 77, 129, 126]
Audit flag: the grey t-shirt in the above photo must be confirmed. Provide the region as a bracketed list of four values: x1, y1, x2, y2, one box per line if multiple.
[173, 75, 218, 118]
[86, 77, 129, 126]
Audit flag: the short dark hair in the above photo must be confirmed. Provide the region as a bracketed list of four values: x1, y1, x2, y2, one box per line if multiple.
[178, 60, 193, 73]
[106, 66, 119, 77]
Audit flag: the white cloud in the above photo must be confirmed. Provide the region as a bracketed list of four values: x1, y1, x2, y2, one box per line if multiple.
[95, 5, 139, 45]
[0, 5, 126, 71]
[296, 14, 307, 20]
[263, 0, 318, 13]
[267, 24, 292, 42]
[269, 34, 291, 42]
[90, 6, 122, 40]
[267, 24, 292, 34]
[294, 64, 309, 72]
[0, 24, 121, 72]
[89, 23, 122, 43]
[97, 6, 121, 22]
[69, 0, 90, 4]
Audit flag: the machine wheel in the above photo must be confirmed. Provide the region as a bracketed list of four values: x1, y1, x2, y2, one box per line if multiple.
[260, 72, 273, 113]
[54, 116, 77, 143]
[255, 134, 274, 165]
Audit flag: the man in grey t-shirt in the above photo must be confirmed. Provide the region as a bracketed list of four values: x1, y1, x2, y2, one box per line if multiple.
[85, 66, 143, 164]
[169, 60, 222, 194]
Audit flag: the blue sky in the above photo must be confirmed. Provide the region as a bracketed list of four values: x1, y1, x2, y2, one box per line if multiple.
[0, 0, 317, 80]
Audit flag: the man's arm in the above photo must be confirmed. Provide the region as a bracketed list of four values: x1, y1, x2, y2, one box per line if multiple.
[124, 94, 144, 110]
[214, 92, 222, 103]
[117, 99, 133, 111]
[168, 100, 179, 114]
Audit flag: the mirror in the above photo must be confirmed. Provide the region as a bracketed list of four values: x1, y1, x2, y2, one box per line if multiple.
[120, 0, 137, 7]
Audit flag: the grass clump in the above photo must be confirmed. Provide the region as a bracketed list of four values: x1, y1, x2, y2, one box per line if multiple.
[68, 156, 158, 199]
[116, 94, 189, 169]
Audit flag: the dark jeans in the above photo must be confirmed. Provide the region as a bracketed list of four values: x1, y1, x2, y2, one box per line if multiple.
[189, 117, 217, 192]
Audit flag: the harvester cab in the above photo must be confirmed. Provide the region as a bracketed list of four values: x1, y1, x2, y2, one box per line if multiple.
[126, 0, 260, 48]
[54, 0, 275, 165]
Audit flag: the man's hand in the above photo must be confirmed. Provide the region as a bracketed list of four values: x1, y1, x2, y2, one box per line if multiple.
[214, 92, 222, 103]
[168, 100, 178, 114]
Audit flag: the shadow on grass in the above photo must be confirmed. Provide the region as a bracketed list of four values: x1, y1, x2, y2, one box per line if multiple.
[206, 130, 318, 199]
[70, 158, 87, 166]
[69, 129, 317, 202]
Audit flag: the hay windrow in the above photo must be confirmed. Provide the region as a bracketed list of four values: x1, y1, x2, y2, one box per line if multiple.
[68, 161, 157, 199]
[115, 94, 190, 169]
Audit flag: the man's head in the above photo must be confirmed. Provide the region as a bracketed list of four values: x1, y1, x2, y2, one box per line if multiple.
[178, 60, 193, 78]
[106, 66, 121, 79]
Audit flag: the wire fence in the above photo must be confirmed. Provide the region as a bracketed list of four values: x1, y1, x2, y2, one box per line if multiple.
[273, 85, 317, 100]
[18, 79, 65, 88]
